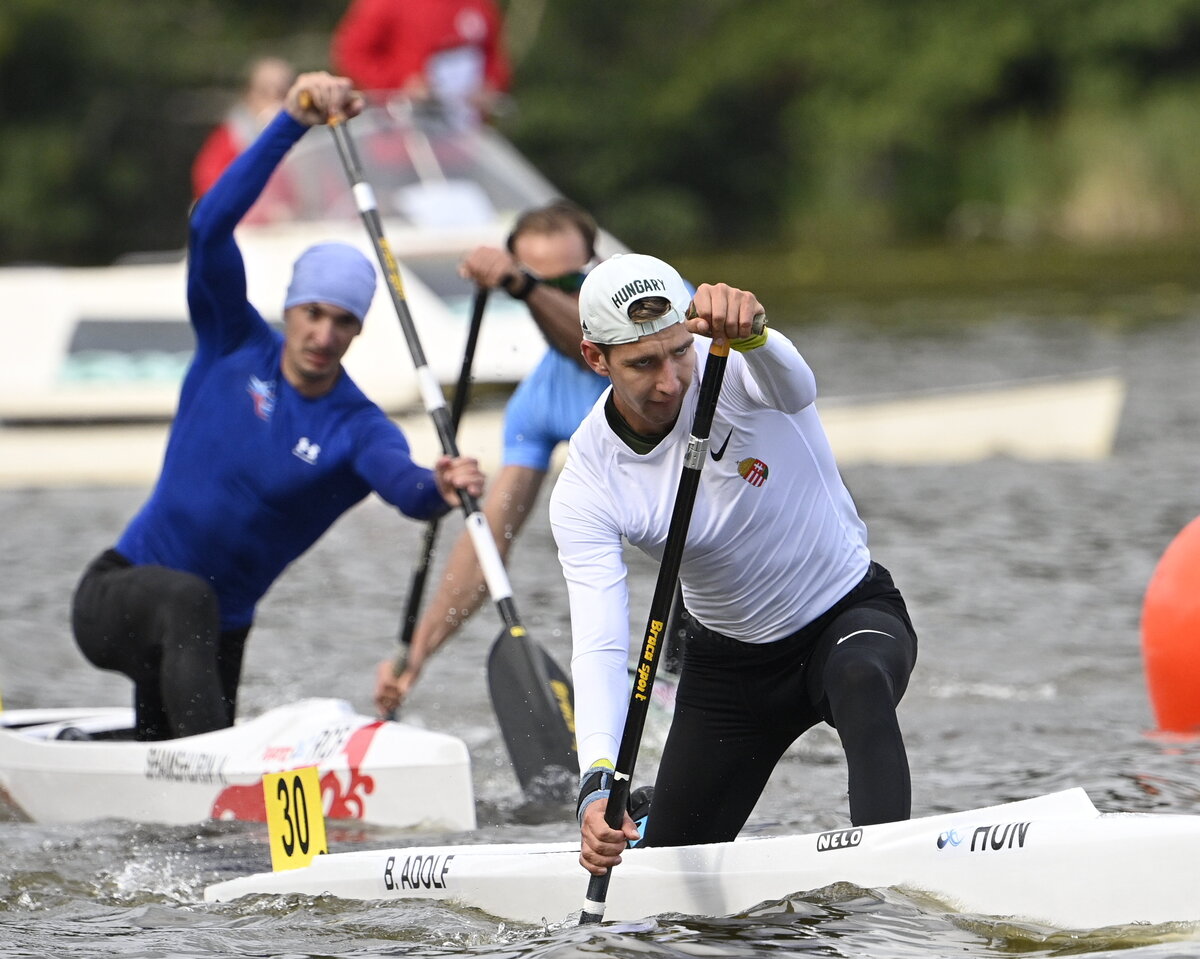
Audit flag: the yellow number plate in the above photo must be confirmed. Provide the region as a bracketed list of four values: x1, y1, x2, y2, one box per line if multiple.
[262, 766, 329, 871]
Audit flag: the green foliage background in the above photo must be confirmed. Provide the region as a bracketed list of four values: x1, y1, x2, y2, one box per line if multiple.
[4, 0, 1200, 266]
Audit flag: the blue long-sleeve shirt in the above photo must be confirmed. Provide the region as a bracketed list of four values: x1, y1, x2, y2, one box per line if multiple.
[116, 111, 446, 630]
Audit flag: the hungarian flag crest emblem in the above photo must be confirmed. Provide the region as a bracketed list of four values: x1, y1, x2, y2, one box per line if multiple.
[737, 457, 769, 487]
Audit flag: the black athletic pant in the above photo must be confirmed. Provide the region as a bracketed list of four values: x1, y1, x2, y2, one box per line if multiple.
[71, 549, 249, 741]
[642, 562, 917, 847]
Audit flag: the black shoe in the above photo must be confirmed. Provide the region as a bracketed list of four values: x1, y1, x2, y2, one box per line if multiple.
[55, 726, 91, 741]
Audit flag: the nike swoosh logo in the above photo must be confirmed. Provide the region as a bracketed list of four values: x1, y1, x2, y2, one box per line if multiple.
[836, 629, 894, 645]
[710, 428, 733, 461]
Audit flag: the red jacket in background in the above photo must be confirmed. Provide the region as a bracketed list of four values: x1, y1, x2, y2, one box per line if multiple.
[332, 0, 511, 96]
[192, 124, 240, 200]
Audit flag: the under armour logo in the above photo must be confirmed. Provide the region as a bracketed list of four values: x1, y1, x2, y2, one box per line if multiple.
[293, 437, 321, 465]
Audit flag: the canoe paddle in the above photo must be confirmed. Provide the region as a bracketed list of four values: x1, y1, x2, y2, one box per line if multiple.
[382, 285, 487, 721]
[314, 102, 577, 802]
[578, 323, 758, 924]
[396, 285, 488, 651]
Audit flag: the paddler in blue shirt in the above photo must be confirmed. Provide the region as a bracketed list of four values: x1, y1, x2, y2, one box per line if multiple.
[71, 72, 485, 742]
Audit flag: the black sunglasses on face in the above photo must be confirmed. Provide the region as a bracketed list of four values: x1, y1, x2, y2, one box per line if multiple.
[538, 270, 589, 293]
[528, 257, 599, 295]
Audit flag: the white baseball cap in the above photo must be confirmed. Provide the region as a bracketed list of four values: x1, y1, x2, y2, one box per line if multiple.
[578, 253, 691, 345]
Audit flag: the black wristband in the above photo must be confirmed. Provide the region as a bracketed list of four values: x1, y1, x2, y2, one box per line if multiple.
[504, 270, 538, 300]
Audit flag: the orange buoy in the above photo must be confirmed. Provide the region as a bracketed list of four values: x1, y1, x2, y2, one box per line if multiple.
[1142, 516, 1200, 733]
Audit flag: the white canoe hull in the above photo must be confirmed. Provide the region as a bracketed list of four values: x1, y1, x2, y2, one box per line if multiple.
[205, 787, 1200, 930]
[0, 698, 475, 831]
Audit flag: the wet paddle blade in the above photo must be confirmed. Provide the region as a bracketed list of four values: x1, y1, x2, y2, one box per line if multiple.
[487, 629, 577, 803]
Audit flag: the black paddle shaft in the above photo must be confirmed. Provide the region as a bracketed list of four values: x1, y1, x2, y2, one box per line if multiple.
[580, 338, 733, 924]
[399, 286, 489, 648]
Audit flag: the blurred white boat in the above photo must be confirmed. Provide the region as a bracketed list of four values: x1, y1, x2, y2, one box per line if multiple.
[819, 369, 1126, 465]
[0, 370, 1125, 489]
[1, 100, 620, 423]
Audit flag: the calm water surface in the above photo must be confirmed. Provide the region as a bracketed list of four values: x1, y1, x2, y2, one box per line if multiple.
[2, 294, 1200, 958]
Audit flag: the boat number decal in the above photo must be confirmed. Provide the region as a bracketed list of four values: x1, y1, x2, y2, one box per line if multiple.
[937, 821, 1031, 852]
[263, 767, 329, 871]
[145, 747, 228, 784]
[384, 853, 455, 891]
[816, 827, 863, 851]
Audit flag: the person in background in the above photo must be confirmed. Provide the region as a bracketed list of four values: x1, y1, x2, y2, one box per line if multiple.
[373, 199, 608, 714]
[73, 72, 485, 742]
[331, 0, 511, 128]
[549, 254, 919, 875]
[191, 56, 295, 200]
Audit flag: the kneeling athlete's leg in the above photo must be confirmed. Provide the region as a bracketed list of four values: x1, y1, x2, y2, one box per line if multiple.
[810, 604, 917, 826]
[72, 554, 230, 740]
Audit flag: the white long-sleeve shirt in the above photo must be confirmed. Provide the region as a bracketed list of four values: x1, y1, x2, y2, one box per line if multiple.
[549, 331, 871, 771]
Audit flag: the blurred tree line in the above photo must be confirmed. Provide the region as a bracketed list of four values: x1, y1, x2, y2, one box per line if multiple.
[4, 0, 1200, 266]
